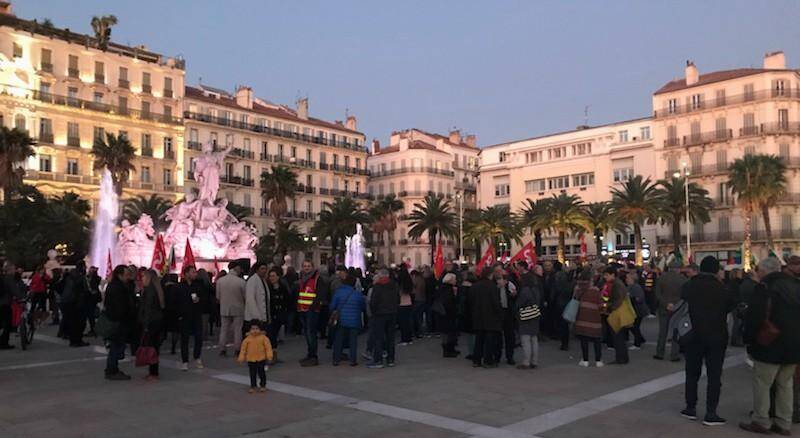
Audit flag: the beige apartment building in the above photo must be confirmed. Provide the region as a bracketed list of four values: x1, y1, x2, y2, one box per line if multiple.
[479, 118, 657, 261]
[367, 129, 479, 266]
[652, 51, 800, 261]
[0, 8, 185, 205]
[183, 85, 368, 265]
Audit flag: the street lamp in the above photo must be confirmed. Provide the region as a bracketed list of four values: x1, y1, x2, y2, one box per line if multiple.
[673, 162, 691, 261]
[455, 191, 464, 263]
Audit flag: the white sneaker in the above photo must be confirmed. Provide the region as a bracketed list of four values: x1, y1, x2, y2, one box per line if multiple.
[628, 345, 641, 351]
[595, 361, 605, 368]
[196, 359, 204, 369]
[181, 362, 189, 371]
[578, 360, 589, 367]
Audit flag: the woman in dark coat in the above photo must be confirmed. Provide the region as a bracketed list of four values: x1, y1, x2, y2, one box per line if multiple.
[266, 267, 289, 360]
[104, 265, 136, 380]
[162, 274, 181, 355]
[459, 272, 476, 359]
[466, 268, 503, 368]
[438, 273, 460, 357]
[574, 269, 604, 367]
[138, 269, 165, 380]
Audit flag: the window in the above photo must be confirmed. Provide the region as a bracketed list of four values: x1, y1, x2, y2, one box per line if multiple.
[719, 216, 730, 234]
[141, 101, 150, 116]
[164, 137, 173, 154]
[499, 152, 507, 163]
[690, 121, 701, 141]
[690, 93, 703, 110]
[525, 151, 543, 163]
[774, 79, 786, 97]
[667, 156, 678, 172]
[548, 146, 567, 159]
[142, 72, 152, 93]
[689, 151, 702, 173]
[118, 96, 128, 114]
[209, 132, 218, 145]
[716, 150, 728, 171]
[93, 126, 105, 143]
[715, 89, 726, 106]
[119, 67, 128, 87]
[715, 117, 727, 139]
[618, 130, 628, 143]
[667, 125, 678, 145]
[39, 154, 52, 172]
[141, 133, 151, 150]
[718, 182, 731, 206]
[190, 129, 199, 143]
[39, 118, 53, 139]
[779, 143, 790, 159]
[68, 55, 79, 77]
[355, 158, 361, 169]
[494, 183, 510, 197]
[291, 146, 297, 158]
[572, 172, 595, 187]
[781, 214, 792, 235]
[93, 92, 103, 103]
[40, 48, 52, 71]
[744, 145, 756, 156]
[743, 113, 756, 135]
[141, 166, 151, 183]
[163, 105, 172, 119]
[744, 83, 755, 101]
[94, 61, 104, 83]
[243, 165, 251, 180]
[67, 122, 79, 145]
[525, 179, 545, 193]
[306, 200, 313, 214]
[640, 126, 651, 140]
[667, 98, 678, 114]
[319, 151, 327, 164]
[12, 41, 22, 58]
[163, 169, 172, 186]
[572, 142, 591, 155]
[14, 114, 25, 131]
[548, 176, 569, 190]
[225, 134, 234, 147]
[67, 87, 78, 106]
[66, 159, 79, 175]
[778, 109, 789, 129]
[164, 77, 173, 97]
[613, 168, 634, 182]
[39, 81, 51, 96]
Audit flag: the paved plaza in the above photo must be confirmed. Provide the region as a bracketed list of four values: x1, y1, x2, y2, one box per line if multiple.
[0, 319, 769, 437]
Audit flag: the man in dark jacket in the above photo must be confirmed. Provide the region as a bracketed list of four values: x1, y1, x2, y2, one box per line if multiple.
[176, 265, 204, 370]
[0, 261, 24, 349]
[680, 256, 736, 426]
[367, 268, 400, 368]
[739, 257, 800, 435]
[62, 260, 90, 347]
[104, 265, 136, 380]
[653, 260, 686, 361]
[468, 268, 503, 368]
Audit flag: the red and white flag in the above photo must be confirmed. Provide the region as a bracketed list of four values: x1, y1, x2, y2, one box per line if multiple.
[433, 240, 444, 279]
[476, 244, 495, 274]
[150, 233, 167, 272]
[181, 238, 196, 278]
[508, 241, 537, 267]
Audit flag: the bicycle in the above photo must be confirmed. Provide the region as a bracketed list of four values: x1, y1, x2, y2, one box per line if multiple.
[12, 298, 38, 350]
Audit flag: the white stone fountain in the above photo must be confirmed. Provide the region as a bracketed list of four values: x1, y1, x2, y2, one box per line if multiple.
[90, 169, 119, 269]
[344, 223, 366, 272]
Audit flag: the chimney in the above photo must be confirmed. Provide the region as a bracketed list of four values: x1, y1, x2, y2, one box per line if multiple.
[0, 2, 13, 16]
[464, 134, 476, 147]
[449, 129, 461, 145]
[296, 98, 308, 120]
[371, 139, 380, 154]
[685, 60, 699, 86]
[235, 86, 253, 109]
[763, 51, 786, 69]
[345, 115, 357, 131]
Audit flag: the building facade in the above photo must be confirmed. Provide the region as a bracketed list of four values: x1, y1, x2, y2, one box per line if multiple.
[367, 129, 479, 266]
[479, 118, 657, 261]
[183, 85, 368, 265]
[652, 51, 800, 261]
[0, 9, 186, 206]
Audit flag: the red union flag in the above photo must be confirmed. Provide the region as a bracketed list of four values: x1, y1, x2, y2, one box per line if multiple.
[151, 233, 167, 272]
[433, 240, 444, 279]
[476, 244, 495, 274]
[181, 238, 196, 278]
[509, 241, 537, 267]
[106, 249, 113, 279]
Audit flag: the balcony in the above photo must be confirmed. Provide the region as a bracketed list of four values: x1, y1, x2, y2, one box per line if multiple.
[67, 136, 80, 147]
[141, 147, 153, 157]
[654, 88, 800, 118]
[455, 180, 477, 192]
[142, 84, 152, 94]
[680, 129, 733, 147]
[228, 148, 255, 160]
[370, 166, 455, 178]
[164, 150, 175, 160]
[164, 89, 173, 98]
[67, 68, 79, 78]
[396, 190, 436, 198]
[94, 74, 105, 84]
[295, 184, 316, 194]
[29, 89, 182, 124]
[25, 170, 99, 185]
[39, 62, 53, 73]
[657, 229, 800, 245]
[187, 141, 203, 151]
[38, 132, 54, 144]
[118, 79, 130, 89]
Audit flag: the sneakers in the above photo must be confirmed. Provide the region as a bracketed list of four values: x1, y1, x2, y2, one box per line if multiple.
[738, 422, 772, 434]
[680, 408, 697, 420]
[104, 371, 131, 381]
[361, 352, 373, 361]
[248, 388, 256, 394]
[387, 362, 396, 368]
[516, 364, 531, 370]
[180, 362, 189, 371]
[366, 362, 384, 369]
[628, 345, 641, 351]
[653, 355, 664, 360]
[578, 360, 590, 367]
[595, 361, 605, 368]
[702, 413, 726, 426]
[259, 387, 267, 393]
[770, 424, 792, 436]
[300, 357, 319, 367]
[398, 342, 409, 346]
[195, 359, 204, 369]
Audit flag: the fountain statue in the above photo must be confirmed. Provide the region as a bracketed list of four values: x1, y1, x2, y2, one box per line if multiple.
[344, 223, 366, 272]
[90, 169, 118, 269]
[116, 215, 156, 266]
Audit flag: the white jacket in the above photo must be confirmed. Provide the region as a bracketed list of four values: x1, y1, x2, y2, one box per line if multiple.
[244, 275, 270, 323]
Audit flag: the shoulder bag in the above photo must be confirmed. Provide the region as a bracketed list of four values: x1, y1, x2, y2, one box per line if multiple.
[328, 290, 356, 328]
[756, 296, 781, 346]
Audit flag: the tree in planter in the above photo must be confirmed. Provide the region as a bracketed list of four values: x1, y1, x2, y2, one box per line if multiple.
[91, 132, 136, 196]
[610, 175, 660, 266]
[655, 176, 713, 254]
[407, 194, 456, 264]
[0, 126, 36, 202]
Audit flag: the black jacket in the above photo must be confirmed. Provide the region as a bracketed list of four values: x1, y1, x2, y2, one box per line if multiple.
[438, 283, 459, 332]
[104, 278, 136, 342]
[175, 280, 204, 320]
[681, 272, 736, 347]
[370, 280, 400, 316]
[138, 283, 164, 332]
[467, 278, 503, 331]
[744, 271, 800, 364]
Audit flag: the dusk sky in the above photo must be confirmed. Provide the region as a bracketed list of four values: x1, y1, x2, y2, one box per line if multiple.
[18, 0, 800, 146]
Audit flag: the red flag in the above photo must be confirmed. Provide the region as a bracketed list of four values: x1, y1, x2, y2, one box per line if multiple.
[476, 244, 495, 274]
[168, 246, 177, 272]
[105, 249, 113, 279]
[433, 240, 444, 279]
[580, 235, 587, 259]
[213, 256, 221, 279]
[509, 241, 537, 267]
[151, 233, 167, 272]
[182, 238, 196, 276]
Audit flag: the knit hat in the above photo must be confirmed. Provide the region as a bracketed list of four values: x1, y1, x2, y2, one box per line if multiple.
[699, 256, 720, 274]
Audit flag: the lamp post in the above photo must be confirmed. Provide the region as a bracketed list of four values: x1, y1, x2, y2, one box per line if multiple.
[455, 191, 464, 263]
[673, 162, 691, 261]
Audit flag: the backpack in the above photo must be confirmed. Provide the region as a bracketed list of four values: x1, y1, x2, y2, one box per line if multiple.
[669, 300, 693, 345]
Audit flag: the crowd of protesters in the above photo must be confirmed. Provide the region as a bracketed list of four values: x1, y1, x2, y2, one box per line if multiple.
[1, 252, 798, 433]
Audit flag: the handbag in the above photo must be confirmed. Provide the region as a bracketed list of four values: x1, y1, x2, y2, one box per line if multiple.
[756, 297, 781, 346]
[135, 332, 158, 367]
[519, 304, 541, 321]
[95, 311, 120, 339]
[562, 298, 580, 323]
[328, 290, 355, 328]
[608, 297, 636, 333]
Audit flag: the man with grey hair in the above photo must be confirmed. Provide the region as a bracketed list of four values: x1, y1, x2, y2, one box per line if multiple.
[740, 257, 800, 435]
[367, 268, 399, 369]
[653, 260, 687, 361]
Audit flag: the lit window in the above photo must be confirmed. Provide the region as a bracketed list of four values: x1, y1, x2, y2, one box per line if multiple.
[66, 159, 79, 175]
[12, 42, 22, 58]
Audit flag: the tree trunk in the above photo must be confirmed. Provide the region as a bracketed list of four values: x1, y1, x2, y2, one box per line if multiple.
[761, 204, 775, 253]
[557, 231, 566, 264]
[534, 229, 543, 256]
[386, 227, 394, 265]
[594, 230, 603, 260]
[672, 220, 682, 254]
[430, 230, 437, 265]
[743, 212, 753, 272]
[634, 223, 643, 266]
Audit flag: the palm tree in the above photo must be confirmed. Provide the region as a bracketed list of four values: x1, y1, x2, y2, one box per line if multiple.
[121, 194, 173, 231]
[260, 165, 297, 224]
[728, 154, 787, 270]
[91, 132, 136, 196]
[407, 195, 456, 264]
[655, 177, 713, 254]
[521, 198, 551, 256]
[225, 201, 253, 223]
[610, 175, 660, 266]
[313, 197, 369, 258]
[0, 126, 36, 202]
[259, 221, 308, 259]
[463, 205, 523, 254]
[368, 194, 404, 264]
[584, 201, 624, 258]
[90, 15, 118, 50]
[537, 193, 589, 264]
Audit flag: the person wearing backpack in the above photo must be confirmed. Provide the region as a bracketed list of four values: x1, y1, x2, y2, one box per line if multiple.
[739, 257, 800, 435]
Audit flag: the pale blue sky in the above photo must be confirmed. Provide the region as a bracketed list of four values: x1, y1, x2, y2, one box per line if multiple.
[17, 0, 800, 146]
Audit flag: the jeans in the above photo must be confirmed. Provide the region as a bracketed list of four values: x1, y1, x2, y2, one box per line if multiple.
[655, 309, 680, 360]
[105, 340, 127, 374]
[370, 314, 396, 363]
[300, 311, 320, 359]
[398, 306, 413, 343]
[473, 330, 499, 366]
[684, 341, 726, 414]
[63, 303, 86, 345]
[497, 313, 516, 361]
[218, 315, 243, 351]
[520, 334, 539, 366]
[412, 301, 428, 337]
[751, 360, 796, 430]
[631, 316, 646, 347]
[612, 328, 629, 364]
[248, 360, 266, 388]
[31, 293, 47, 313]
[579, 335, 603, 362]
[180, 316, 203, 363]
[268, 316, 285, 351]
[333, 326, 359, 364]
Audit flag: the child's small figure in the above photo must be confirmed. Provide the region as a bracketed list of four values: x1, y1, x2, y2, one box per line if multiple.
[238, 321, 274, 393]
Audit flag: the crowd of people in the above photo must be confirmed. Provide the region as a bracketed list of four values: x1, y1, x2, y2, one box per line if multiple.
[0, 253, 798, 433]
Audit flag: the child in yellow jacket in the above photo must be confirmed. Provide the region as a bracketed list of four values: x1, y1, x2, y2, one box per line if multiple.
[238, 321, 274, 393]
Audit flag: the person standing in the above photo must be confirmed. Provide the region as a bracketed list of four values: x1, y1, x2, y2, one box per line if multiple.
[238, 321, 273, 393]
[411, 270, 427, 339]
[138, 269, 165, 381]
[330, 275, 366, 366]
[626, 271, 649, 349]
[495, 269, 518, 365]
[62, 261, 90, 347]
[602, 267, 630, 365]
[439, 273, 461, 358]
[296, 260, 328, 367]
[85, 266, 102, 337]
[103, 265, 136, 380]
[653, 260, 687, 361]
[28, 265, 49, 314]
[367, 269, 400, 369]
[398, 269, 415, 346]
[680, 256, 736, 426]
[244, 262, 269, 330]
[216, 261, 246, 357]
[0, 262, 23, 349]
[574, 269, 604, 367]
[176, 265, 205, 371]
[266, 267, 289, 361]
[514, 262, 541, 369]
[468, 267, 503, 368]
[739, 257, 800, 435]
